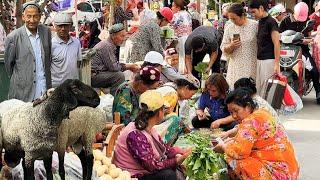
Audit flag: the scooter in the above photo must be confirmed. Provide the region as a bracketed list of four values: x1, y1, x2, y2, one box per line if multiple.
[279, 20, 315, 97]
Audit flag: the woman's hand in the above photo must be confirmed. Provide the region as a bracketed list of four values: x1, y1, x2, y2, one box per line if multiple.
[224, 137, 234, 144]
[126, 64, 141, 73]
[196, 109, 207, 121]
[211, 121, 221, 129]
[213, 142, 225, 154]
[176, 148, 192, 164]
[220, 128, 238, 139]
[229, 39, 241, 51]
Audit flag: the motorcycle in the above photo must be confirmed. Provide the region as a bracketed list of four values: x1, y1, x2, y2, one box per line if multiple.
[279, 20, 315, 97]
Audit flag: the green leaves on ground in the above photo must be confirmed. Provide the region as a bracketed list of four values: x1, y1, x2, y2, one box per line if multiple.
[184, 132, 228, 180]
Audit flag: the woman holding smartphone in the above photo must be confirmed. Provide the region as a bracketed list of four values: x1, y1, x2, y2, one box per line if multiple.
[221, 3, 258, 89]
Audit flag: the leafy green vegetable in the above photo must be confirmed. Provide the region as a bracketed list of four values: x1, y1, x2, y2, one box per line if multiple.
[194, 62, 209, 81]
[184, 132, 229, 180]
[194, 62, 208, 74]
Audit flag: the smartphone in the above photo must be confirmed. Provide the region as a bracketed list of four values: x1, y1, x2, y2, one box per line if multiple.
[233, 34, 240, 41]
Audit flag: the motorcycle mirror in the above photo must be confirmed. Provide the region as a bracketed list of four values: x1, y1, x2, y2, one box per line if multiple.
[306, 20, 316, 29]
[301, 20, 315, 34]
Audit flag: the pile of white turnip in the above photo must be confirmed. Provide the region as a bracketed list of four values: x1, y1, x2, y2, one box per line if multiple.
[93, 150, 131, 180]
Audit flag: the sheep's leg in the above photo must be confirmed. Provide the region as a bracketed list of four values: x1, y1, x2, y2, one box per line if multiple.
[78, 149, 94, 180]
[78, 150, 87, 179]
[44, 154, 53, 180]
[22, 157, 35, 180]
[58, 152, 66, 180]
[85, 153, 93, 180]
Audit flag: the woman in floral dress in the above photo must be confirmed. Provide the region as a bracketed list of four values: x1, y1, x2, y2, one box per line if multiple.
[214, 88, 299, 179]
[112, 66, 161, 125]
[221, 3, 258, 89]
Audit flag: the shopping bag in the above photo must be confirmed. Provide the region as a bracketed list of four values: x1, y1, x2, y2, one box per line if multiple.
[283, 85, 296, 106]
[262, 75, 286, 109]
[279, 85, 303, 115]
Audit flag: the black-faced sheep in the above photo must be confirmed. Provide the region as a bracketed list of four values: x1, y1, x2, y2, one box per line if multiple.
[0, 79, 100, 180]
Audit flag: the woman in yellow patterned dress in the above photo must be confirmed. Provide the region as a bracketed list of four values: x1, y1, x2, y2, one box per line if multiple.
[214, 88, 299, 179]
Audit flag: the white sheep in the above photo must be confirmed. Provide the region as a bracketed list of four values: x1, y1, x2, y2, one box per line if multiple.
[57, 106, 109, 180]
[0, 79, 100, 180]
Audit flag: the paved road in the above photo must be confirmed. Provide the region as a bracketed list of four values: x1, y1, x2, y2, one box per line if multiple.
[281, 91, 320, 179]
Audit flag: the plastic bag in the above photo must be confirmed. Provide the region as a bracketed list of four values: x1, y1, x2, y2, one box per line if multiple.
[97, 94, 114, 122]
[279, 85, 303, 115]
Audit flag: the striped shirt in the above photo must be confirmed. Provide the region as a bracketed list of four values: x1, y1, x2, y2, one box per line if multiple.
[91, 37, 125, 73]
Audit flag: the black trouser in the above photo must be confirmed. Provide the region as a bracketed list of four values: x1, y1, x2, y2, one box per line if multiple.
[91, 71, 125, 95]
[191, 115, 238, 131]
[191, 49, 222, 80]
[302, 50, 320, 96]
[139, 169, 177, 180]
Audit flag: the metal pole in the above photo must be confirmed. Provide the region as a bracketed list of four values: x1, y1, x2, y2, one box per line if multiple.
[197, 0, 200, 13]
[75, 0, 79, 38]
[218, 0, 221, 19]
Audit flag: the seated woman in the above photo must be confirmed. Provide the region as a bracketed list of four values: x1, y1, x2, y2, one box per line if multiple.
[153, 75, 199, 145]
[113, 90, 192, 179]
[154, 85, 190, 146]
[192, 73, 237, 130]
[214, 88, 299, 179]
[221, 77, 282, 138]
[112, 66, 161, 125]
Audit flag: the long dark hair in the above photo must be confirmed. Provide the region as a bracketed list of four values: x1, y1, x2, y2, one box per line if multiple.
[225, 88, 257, 110]
[175, 78, 198, 91]
[173, 0, 189, 10]
[234, 77, 257, 95]
[135, 103, 162, 130]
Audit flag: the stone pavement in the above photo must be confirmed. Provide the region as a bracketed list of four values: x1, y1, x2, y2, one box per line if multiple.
[281, 91, 320, 179]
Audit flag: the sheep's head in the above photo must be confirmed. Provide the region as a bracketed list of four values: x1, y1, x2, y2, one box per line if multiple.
[45, 79, 100, 123]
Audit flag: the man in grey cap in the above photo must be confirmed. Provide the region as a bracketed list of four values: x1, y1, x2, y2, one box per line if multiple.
[91, 23, 140, 95]
[4, 1, 52, 102]
[51, 12, 82, 87]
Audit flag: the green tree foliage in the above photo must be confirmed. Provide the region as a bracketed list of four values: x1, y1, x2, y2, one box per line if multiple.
[208, 0, 243, 10]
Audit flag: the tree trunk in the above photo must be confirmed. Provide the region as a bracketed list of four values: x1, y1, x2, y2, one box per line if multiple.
[0, 0, 5, 32]
[16, 0, 26, 28]
[40, 0, 49, 10]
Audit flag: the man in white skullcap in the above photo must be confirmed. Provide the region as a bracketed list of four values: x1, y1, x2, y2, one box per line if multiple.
[51, 12, 82, 87]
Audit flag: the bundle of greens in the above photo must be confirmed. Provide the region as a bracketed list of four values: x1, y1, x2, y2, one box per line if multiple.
[184, 132, 229, 180]
[194, 62, 210, 80]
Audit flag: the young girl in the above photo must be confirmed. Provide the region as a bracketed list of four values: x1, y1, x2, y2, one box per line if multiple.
[192, 73, 236, 130]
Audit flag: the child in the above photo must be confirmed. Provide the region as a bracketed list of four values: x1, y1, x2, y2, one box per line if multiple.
[192, 73, 236, 130]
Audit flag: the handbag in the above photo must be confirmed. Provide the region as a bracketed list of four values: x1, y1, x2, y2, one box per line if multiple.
[262, 74, 287, 109]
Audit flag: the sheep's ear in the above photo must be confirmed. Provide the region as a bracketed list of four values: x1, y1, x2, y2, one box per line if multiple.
[64, 88, 78, 110]
[70, 84, 82, 95]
